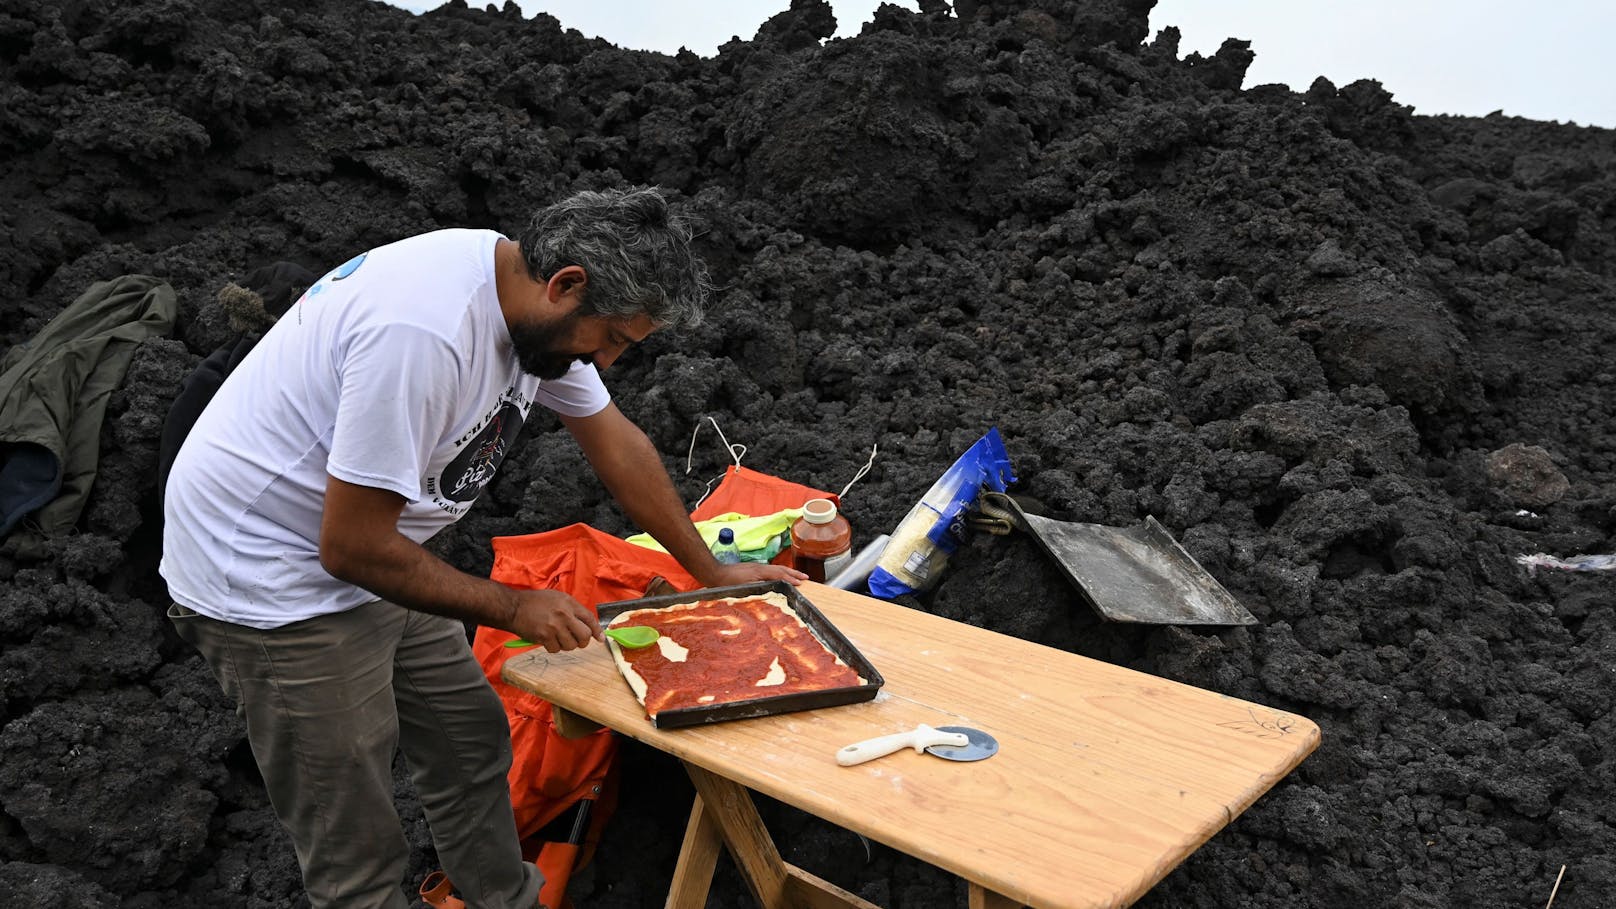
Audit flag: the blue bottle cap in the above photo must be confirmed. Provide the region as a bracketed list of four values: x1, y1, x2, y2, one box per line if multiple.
[717, 527, 735, 544]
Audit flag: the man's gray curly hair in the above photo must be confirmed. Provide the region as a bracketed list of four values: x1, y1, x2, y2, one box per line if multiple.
[517, 187, 710, 329]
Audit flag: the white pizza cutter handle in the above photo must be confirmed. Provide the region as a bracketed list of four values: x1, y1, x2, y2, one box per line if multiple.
[836, 723, 968, 766]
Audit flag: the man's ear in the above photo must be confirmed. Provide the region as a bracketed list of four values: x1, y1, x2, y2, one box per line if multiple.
[546, 265, 589, 304]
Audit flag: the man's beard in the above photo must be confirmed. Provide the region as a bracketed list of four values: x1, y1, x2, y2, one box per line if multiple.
[509, 312, 586, 380]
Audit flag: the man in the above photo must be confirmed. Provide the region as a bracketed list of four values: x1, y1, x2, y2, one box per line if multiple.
[161, 187, 802, 908]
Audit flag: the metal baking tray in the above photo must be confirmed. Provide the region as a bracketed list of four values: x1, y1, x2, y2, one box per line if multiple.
[596, 580, 884, 729]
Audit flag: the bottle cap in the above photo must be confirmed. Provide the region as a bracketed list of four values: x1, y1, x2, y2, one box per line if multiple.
[717, 527, 735, 544]
[801, 498, 838, 525]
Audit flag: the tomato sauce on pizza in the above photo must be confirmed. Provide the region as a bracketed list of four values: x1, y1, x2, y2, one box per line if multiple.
[607, 593, 865, 720]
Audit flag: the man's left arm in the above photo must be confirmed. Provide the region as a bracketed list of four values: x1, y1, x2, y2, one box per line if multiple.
[561, 403, 805, 588]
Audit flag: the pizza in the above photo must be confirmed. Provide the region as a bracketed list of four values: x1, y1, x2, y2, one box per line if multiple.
[606, 592, 866, 721]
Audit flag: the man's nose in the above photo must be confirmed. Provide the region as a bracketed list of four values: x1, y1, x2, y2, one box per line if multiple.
[591, 340, 629, 371]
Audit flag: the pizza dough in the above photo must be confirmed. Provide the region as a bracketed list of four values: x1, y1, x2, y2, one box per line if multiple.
[607, 592, 865, 720]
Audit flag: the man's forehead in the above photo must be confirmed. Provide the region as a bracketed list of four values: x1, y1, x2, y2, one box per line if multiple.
[600, 312, 658, 342]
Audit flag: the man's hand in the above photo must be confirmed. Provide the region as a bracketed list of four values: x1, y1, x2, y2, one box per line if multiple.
[508, 589, 603, 652]
[696, 561, 809, 589]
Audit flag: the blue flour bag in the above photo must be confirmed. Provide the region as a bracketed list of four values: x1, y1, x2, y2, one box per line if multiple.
[868, 428, 1017, 599]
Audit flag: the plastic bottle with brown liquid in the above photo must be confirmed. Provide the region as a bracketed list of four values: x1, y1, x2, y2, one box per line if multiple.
[791, 498, 852, 583]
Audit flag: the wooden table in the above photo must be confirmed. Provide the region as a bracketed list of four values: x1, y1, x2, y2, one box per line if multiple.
[503, 583, 1318, 909]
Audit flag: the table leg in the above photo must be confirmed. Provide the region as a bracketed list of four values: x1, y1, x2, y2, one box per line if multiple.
[680, 764, 880, 909]
[685, 763, 793, 906]
[667, 794, 723, 909]
[967, 883, 1024, 909]
[551, 703, 605, 739]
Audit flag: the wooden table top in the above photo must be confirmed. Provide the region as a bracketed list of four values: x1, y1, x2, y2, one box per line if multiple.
[503, 582, 1318, 909]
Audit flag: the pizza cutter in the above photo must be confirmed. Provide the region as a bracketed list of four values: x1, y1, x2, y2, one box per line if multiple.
[836, 723, 999, 766]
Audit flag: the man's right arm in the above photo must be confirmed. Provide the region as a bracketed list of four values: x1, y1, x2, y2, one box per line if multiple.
[317, 474, 601, 651]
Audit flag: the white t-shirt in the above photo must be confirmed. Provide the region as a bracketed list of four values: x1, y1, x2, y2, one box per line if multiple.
[160, 229, 609, 629]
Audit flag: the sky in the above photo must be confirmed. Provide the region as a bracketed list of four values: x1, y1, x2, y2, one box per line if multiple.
[387, 1, 1614, 128]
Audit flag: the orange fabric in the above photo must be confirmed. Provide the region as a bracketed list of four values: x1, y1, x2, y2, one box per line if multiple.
[472, 469, 838, 884]
[479, 523, 697, 710]
[536, 840, 582, 909]
[475, 523, 697, 840]
[691, 464, 838, 522]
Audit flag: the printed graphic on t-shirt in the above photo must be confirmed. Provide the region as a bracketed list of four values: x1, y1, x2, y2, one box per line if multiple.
[426, 384, 532, 515]
[296, 252, 369, 323]
[330, 253, 368, 280]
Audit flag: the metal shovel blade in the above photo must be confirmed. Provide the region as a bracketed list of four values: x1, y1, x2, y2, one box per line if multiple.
[980, 492, 1257, 626]
[926, 726, 998, 762]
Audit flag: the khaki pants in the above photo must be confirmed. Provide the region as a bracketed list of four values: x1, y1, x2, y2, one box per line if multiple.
[169, 600, 542, 909]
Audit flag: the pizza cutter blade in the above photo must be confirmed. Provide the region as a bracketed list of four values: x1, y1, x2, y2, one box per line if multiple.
[836, 723, 998, 765]
[926, 725, 998, 762]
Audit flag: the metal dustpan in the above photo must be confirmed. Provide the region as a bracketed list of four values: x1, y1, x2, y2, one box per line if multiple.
[974, 491, 1256, 626]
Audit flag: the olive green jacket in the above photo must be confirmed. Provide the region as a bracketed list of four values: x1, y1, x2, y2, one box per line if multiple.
[0, 275, 177, 539]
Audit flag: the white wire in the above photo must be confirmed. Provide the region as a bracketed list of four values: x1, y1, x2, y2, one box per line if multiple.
[685, 415, 746, 475]
[689, 471, 725, 512]
[683, 418, 875, 507]
[838, 443, 878, 500]
[684, 416, 748, 511]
